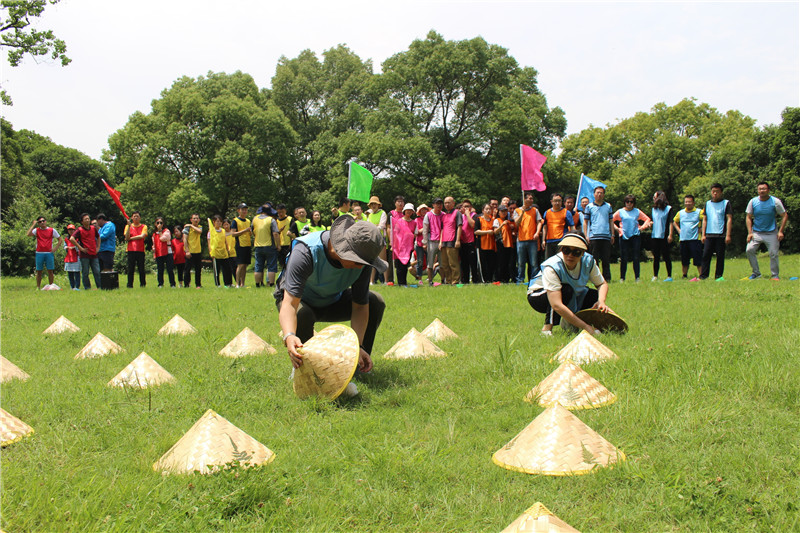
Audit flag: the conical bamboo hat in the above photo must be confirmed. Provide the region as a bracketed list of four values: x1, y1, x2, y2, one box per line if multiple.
[108, 352, 176, 389]
[219, 327, 277, 357]
[293, 325, 359, 400]
[421, 318, 458, 341]
[75, 333, 123, 360]
[575, 308, 628, 333]
[158, 314, 197, 336]
[153, 409, 276, 474]
[383, 328, 446, 360]
[0, 408, 34, 447]
[1, 356, 30, 383]
[492, 404, 625, 476]
[525, 360, 616, 410]
[501, 502, 581, 532]
[552, 331, 618, 365]
[42, 315, 80, 334]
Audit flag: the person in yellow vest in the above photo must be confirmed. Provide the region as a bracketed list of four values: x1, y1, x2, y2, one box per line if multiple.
[182, 213, 203, 288]
[289, 206, 311, 237]
[252, 203, 281, 287]
[351, 202, 368, 221]
[275, 203, 293, 269]
[223, 219, 238, 286]
[307, 210, 327, 232]
[331, 197, 351, 220]
[366, 195, 388, 284]
[208, 215, 233, 287]
[230, 203, 252, 288]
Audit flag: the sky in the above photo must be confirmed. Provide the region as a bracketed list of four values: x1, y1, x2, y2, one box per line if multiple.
[1, 0, 798, 160]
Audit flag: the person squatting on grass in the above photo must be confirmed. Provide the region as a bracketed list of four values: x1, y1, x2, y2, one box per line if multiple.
[276, 216, 387, 385]
[746, 182, 789, 280]
[27, 215, 63, 290]
[526, 233, 612, 337]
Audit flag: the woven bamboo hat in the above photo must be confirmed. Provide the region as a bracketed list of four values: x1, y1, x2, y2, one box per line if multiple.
[383, 328, 446, 360]
[0, 408, 34, 447]
[42, 315, 80, 335]
[501, 502, 581, 532]
[492, 404, 625, 476]
[75, 333, 123, 360]
[525, 360, 616, 410]
[219, 327, 277, 358]
[153, 409, 276, 475]
[1, 356, 30, 383]
[108, 352, 176, 389]
[421, 318, 458, 342]
[575, 309, 628, 333]
[552, 331, 618, 365]
[158, 314, 198, 336]
[293, 325, 360, 400]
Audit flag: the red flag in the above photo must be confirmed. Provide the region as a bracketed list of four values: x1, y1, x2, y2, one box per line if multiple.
[520, 144, 547, 192]
[102, 179, 129, 219]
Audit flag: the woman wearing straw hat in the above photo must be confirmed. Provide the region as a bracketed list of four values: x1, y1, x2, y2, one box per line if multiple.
[275, 216, 388, 375]
[526, 233, 613, 336]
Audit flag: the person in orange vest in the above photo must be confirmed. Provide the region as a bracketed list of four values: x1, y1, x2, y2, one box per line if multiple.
[542, 193, 576, 258]
[475, 203, 498, 283]
[512, 192, 543, 282]
[493, 205, 516, 283]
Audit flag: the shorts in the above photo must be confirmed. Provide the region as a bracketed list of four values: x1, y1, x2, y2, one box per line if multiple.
[98, 250, 115, 270]
[235, 245, 252, 265]
[680, 240, 703, 267]
[35, 252, 55, 271]
[253, 246, 278, 273]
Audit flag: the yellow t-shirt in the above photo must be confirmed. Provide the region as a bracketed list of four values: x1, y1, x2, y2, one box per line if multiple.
[252, 215, 275, 247]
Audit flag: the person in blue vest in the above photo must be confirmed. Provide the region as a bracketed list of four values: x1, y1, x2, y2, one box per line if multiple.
[699, 183, 732, 281]
[582, 186, 615, 281]
[745, 182, 788, 280]
[526, 233, 612, 336]
[672, 195, 705, 280]
[275, 216, 387, 376]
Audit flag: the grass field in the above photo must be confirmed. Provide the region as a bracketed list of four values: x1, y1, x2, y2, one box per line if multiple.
[1, 255, 799, 532]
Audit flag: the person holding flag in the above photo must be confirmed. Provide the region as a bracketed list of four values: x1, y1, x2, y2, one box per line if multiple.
[513, 192, 542, 282]
[96, 213, 117, 272]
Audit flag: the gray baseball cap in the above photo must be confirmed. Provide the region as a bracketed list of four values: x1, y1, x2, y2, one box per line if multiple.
[329, 216, 388, 273]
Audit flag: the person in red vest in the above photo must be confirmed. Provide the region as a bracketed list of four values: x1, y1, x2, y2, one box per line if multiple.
[63, 224, 81, 290]
[152, 217, 176, 288]
[27, 215, 63, 289]
[124, 211, 148, 288]
[70, 213, 101, 290]
[172, 225, 186, 287]
[439, 196, 463, 284]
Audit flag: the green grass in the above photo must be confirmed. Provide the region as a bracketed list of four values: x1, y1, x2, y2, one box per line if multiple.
[2, 255, 799, 532]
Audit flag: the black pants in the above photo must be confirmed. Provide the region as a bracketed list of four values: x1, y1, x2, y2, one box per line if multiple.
[527, 285, 599, 326]
[184, 254, 202, 287]
[459, 241, 479, 283]
[700, 236, 726, 279]
[496, 245, 514, 283]
[156, 254, 176, 287]
[127, 251, 146, 288]
[619, 235, 641, 281]
[278, 247, 289, 269]
[478, 249, 496, 283]
[175, 263, 185, 284]
[394, 258, 410, 285]
[651, 238, 672, 278]
[589, 239, 612, 281]
[212, 257, 233, 287]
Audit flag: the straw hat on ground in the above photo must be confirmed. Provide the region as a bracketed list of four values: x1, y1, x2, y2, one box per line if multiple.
[492, 404, 625, 476]
[1, 356, 30, 383]
[383, 328, 446, 360]
[501, 502, 581, 532]
[293, 325, 360, 400]
[108, 352, 176, 389]
[525, 360, 616, 410]
[0, 408, 34, 447]
[552, 331, 618, 365]
[158, 315, 197, 336]
[42, 315, 80, 334]
[219, 327, 276, 357]
[153, 409, 276, 474]
[75, 333, 123, 360]
[421, 318, 458, 342]
[575, 309, 628, 333]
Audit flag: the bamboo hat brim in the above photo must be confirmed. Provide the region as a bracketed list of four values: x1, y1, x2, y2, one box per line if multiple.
[293, 325, 360, 400]
[575, 309, 628, 333]
[501, 502, 581, 532]
[0, 408, 34, 447]
[525, 360, 616, 410]
[552, 331, 618, 365]
[42, 315, 80, 334]
[421, 318, 458, 342]
[492, 404, 625, 476]
[158, 315, 197, 336]
[153, 409, 276, 474]
[383, 328, 446, 360]
[1, 356, 30, 383]
[219, 327, 276, 357]
[75, 332, 123, 360]
[108, 352, 176, 389]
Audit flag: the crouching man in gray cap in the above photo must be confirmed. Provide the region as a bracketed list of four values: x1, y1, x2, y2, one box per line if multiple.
[275, 215, 388, 373]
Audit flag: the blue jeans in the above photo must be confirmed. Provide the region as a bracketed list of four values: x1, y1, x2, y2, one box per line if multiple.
[516, 240, 539, 282]
[80, 257, 101, 289]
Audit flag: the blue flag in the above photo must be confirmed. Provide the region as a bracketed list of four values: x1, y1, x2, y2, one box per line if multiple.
[577, 174, 606, 211]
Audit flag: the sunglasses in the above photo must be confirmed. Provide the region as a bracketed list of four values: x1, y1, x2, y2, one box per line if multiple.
[625, 200, 634, 204]
[38, 219, 46, 223]
[561, 246, 584, 257]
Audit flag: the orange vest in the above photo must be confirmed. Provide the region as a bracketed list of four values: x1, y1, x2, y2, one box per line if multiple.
[544, 208, 569, 241]
[515, 207, 539, 241]
[499, 219, 516, 248]
[479, 217, 497, 251]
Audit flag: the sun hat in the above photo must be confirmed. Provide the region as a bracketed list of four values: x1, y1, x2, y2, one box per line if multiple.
[293, 325, 360, 400]
[416, 204, 429, 215]
[43, 315, 80, 334]
[219, 327, 276, 358]
[402, 203, 415, 213]
[420, 318, 458, 342]
[368, 196, 382, 207]
[524, 359, 617, 410]
[108, 352, 175, 389]
[158, 314, 197, 336]
[575, 309, 628, 333]
[0, 408, 34, 447]
[501, 502, 580, 532]
[558, 233, 588, 251]
[67, 224, 76, 230]
[329, 216, 388, 273]
[383, 328, 446, 360]
[1, 356, 30, 383]
[551, 330, 618, 365]
[75, 332, 123, 360]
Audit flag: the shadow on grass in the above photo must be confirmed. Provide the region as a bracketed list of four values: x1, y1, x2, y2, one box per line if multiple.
[332, 365, 409, 410]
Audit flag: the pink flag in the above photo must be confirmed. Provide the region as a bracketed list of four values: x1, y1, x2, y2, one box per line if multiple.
[520, 144, 547, 192]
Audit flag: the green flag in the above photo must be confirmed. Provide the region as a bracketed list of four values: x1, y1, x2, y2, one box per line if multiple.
[347, 162, 373, 203]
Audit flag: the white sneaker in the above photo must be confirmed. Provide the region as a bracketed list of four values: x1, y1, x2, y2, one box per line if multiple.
[540, 330, 553, 337]
[651, 276, 658, 282]
[343, 382, 359, 397]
